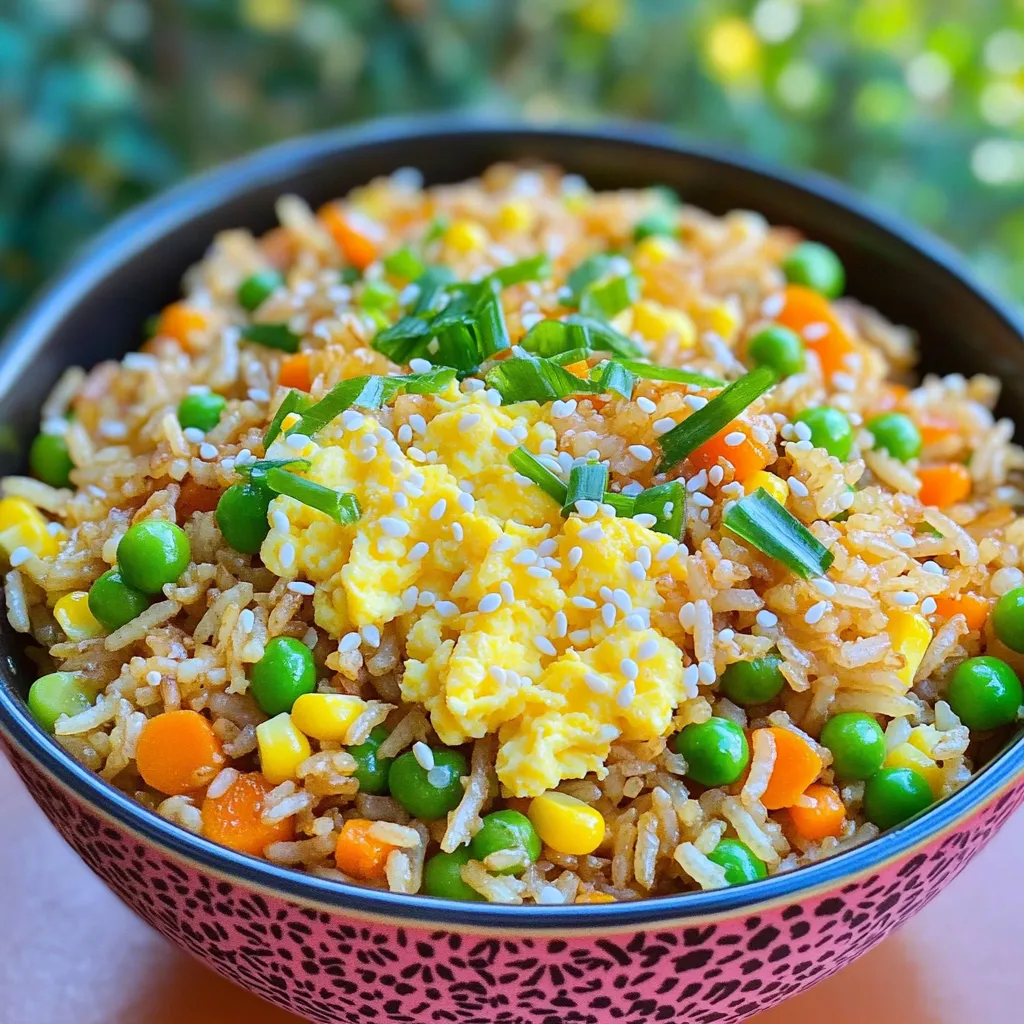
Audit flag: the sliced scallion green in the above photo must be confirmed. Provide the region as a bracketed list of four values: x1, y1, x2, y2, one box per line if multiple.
[488, 254, 550, 288]
[550, 347, 594, 366]
[592, 360, 634, 399]
[724, 488, 834, 579]
[508, 447, 567, 506]
[241, 323, 301, 353]
[612, 359, 725, 388]
[485, 355, 600, 404]
[634, 481, 685, 539]
[264, 467, 361, 525]
[383, 247, 427, 281]
[242, 457, 311, 484]
[412, 266, 456, 314]
[520, 315, 642, 360]
[579, 273, 639, 320]
[264, 390, 311, 446]
[563, 461, 608, 516]
[566, 254, 616, 303]
[601, 492, 637, 517]
[656, 366, 777, 473]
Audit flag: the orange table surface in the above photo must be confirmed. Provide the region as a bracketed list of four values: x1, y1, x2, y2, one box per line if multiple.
[1, 754, 1020, 1024]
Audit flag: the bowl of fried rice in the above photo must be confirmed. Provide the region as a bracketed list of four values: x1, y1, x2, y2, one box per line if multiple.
[1, 117, 1023, 1023]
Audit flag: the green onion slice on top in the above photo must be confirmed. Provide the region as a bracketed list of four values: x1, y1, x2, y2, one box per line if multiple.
[563, 461, 609, 516]
[609, 359, 725, 388]
[591, 360, 634, 399]
[263, 467, 361, 525]
[634, 481, 686, 539]
[508, 447, 568, 506]
[264, 390, 312, 446]
[241, 457, 311, 484]
[656, 366, 777, 473]
[520, 315, 643, 360]
[601, 492, 637, 517]
[565, 254, 617, 303]
[487, 254, 551, 288]
[723, 488, 834, 579]
[382, 247, 427, 281]
[241, 323, 301, 353]
[579, 273, 639, 320]
[485, 354, 601, 404]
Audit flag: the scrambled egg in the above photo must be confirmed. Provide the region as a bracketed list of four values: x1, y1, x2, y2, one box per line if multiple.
[261, 382, 692, 796]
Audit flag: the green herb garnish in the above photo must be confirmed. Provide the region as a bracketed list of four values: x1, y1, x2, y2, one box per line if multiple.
[508, 446, 568, 506]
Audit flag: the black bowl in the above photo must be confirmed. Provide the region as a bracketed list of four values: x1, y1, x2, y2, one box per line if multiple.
[1, 116, 1023, 939]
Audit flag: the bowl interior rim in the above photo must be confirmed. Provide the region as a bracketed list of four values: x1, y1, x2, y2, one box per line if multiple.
[1, 113, 1023, 930]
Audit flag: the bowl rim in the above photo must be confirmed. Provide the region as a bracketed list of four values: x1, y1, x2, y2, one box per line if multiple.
[2, 112, 1023, 931]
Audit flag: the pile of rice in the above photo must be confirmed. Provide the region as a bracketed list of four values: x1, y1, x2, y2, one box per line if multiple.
[7, 162, 1024, 905]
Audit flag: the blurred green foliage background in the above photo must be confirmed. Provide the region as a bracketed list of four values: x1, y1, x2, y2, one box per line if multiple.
[3, 0, 1023, 325]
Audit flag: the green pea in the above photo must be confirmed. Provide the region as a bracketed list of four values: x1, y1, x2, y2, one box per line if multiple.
[795, 407, 854, 461]
[719, 655, 785, 706]
[782, 241, 845, 298]
[389, 747, 467, 820]
[116, 520, 191, 594]
[820, 712, 886, 781]
[28, 672, 91, 733]
[707, 838, 768, 886]
[947, 656, 1022, 731]
[382, 247, 426, 281]
[237, 270, 283, 312]
[748, 324, 805, 378]
[359, 281, 398, 311]
[422, 847, 483, 901]
[216, 481, 272, 554]
[250, 636, 316, 716]
[88, 568, 150, 631]
[991, 587, 1024, 654]
[674, 717, 749, 787]
[863, 767, 934, 831]
[29, 432, 73, 488]
[633, 210, 676, 242]
[867, 413, 922, 462]
[468, 810, 541, 875]
[349, 725, 393, 795]
[177, 391, 227, 432]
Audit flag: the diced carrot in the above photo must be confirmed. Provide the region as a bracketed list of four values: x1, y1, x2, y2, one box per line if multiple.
[320, 205, 381, 270]
[917, 463, 971, 507]
[334, 819, 395, 880]
[177, 478, 222, 519]
[758, 726, 824, 810]
[157, 303, 208, 351]
[136, 710, 224, 796]
[933, 593, 989, 631]
[788, 784, 846, 841]
[918, 415, 961, 446]
[689, 420, 772, 482]
[201, 772, 294, 856]
[562, 360, 590, 379]
[278, 352, 312, 392]
[776, 284, 857, 383]
[575, 890, 616, 904]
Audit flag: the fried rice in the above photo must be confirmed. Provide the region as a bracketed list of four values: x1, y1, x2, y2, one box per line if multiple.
[6, 162, 1024, 905]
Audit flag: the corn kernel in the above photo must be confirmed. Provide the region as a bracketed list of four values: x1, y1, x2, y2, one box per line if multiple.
[291, 693, 366, 741]
[907, 724, 942, 759]
[744, 470, 789, 506]
[888, 610, 933, 688]
[496, 199, 534, 234]
[575, 890, 615, 904]
[53, 591, 104, 641]
[528, 791, 606, 856]
[885, 741, 943, 797]
[256, 713, 311, 784]
[631, 300, 697, 348]
[281, 412, 303, 431]
[0, 497, 59, 560]
[444, 219, 488, 254]
[691, 297, 741, 342]
[634, 234, 682, 267]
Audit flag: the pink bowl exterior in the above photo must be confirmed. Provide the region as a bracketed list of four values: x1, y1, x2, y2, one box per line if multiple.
[6, 741, 1023, 1024]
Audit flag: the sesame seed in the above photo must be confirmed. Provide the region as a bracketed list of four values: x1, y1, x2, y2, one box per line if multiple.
[653, 417, 676, 435]
[392, 492, 409, 510]
[537, 885, 565, 906]
[572, 596, 597, 610]
[512, 424, 528, 442]
[813, 577, 837, 597]
[478, 594, 501, 614]
[567, 546, 583, 569]
[356, 447, 376, 463]
[788, 477, 809, 497]
[574, 499, 599, 519]
[921, 597, 938, 615]
[637, 638, 658, 661]
[708, 465, 725, 486]
[495, 427, 518, 446]
[199, 442, 218, 460]
[362, 624, 381, 648]
[624, 613, 647, 631]
[579, 524, 604, 542]
[892, 591, 918, 606]
[756, 610, 778, 628]
[539, 438, 557, 454]
[637, 397, 657, 414]
[790, 439, 813, 452]
[489, 666, 507, 684]
[682, 664, 700, 693]
[793, 421, 813, 443]
[678, 602, 696, 628]
[621, 482, 644, 496]
[550, 399, 578, 418]
[805, 600, 829, 624]
[636, 546, 652, 570]
[412, 741, 435, 771]
[457, 492, 475, 513]
[279, 543, 296, 569]
[342, 410, 364, 431]
[499, 581, 515, 604]
[922, 561, 944, 575]
[408, 541, 429, 561]
[697, 662, 716, 685]
[397, 424, 413, 443]
[619, 658, 639, 682]
[512, 551, 538, 568]
[892, 531, 915, 548]
[534, 635, 557, 656]
[633, 513, 657, 528]
[803, 321, 830, 341]
[452, 522, 464, 541]
[553, 611, 567, 637]
[569, 629, 591, 645]
[426, 766, 448, 788]
[527, 566, 552, 579]
[613, 589, 633, 613]
[417, 591, 436, 608]
[407, 447, 426, 462]
[686, 471, 708, 493]
[628, 561, 646, 581]
[684, 395, 709, 411]
[537, 539, 557, 557]
[409, 414, 427, 435]
[287, 581, 315, 597]
[602, 603, 617, 628]
[271, 510, 289, 533]
[426, 498, 446, 521]
[339, 632, 361, 653]
[628, 444, 653, 463]
[616, 680, 637, 708]
[724, 431, 745, 447]
[286, 433, 312, 450]
[145, 670, 162, 686]
[235, 449, 255, 466]
[484, 389, 502, 407]
[459, 413, 481, 433]
[585, 672, 610, 694]
[380, 517, 410, 538]
[436, 600, 459, 618]
[401, 586, 419, 612]
[691, 492, 714, 508]
[655, 542, 679, 562]
[838, 489, 855, 510]
[409, 357, 432, 374]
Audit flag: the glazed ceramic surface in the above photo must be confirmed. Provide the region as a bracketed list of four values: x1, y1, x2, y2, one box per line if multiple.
[2, 118, 1023, 1024]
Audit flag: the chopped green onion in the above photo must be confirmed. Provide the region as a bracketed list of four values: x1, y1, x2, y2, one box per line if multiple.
[656, 366, 777, 473]
[488, 254, 550, 288]
[412, 266, 456, 314]
[591, 360, 634, 399]
[359, 281, 398, 311]
[485, 355, 600, 404]
[612, 359, 725, 388]
[372, 316, 432, 364]
[292, 369, 455, 437]
[579, 273, 639, 320]
[566, 255, 616, 303]
[508, 447, 567, 506]
[339, 267, 361, 285]
[563, 461, 608, 516]
[241, 457, 310, 484]
[520, 315, 643, 360]
[423, 216, 449, 245]
[241, 323, 301, 353]
[724, 488, 834, 579]
[264, 468, 361, 525]
[264, 390, 311, 446]
[601, 492, 637, 517]
[634, 481, 685, 539]
[383, 247, 427, 281]
[550, 347, 594, 366]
